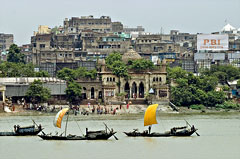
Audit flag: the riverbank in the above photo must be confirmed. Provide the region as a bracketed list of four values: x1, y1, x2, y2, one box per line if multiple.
[1, 104, 239, 116]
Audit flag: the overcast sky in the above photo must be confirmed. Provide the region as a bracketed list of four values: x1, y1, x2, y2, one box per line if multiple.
[0, 0, 239, 45]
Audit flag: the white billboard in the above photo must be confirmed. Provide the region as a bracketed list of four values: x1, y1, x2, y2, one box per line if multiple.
[197, 34, 229, 51]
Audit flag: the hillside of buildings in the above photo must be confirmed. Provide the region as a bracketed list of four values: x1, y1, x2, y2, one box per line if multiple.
[1, 16, 240, 113]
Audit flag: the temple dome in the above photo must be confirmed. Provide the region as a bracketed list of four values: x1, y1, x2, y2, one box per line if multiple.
[222, 24, 236, 32]
[122, 49, 142, 63]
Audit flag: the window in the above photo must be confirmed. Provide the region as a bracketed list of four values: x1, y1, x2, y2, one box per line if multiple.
[110, 77, 112, 82]
[40, 44, 45, 48]
[113, 78, 115, 82]
[107, 77, 109, 81]
[153, 77, 155, 82]
[156, 77, 158, 82]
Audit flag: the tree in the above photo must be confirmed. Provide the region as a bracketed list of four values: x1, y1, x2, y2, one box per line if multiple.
[35, 70, 50, 77]
[105, 52, 122, 68]
[7, 44, 25, 63]
[111, 61, 128, 93]
[167, 67, 188, 80]
[129, 59, 155, 70]
[65, 81, 82, 105]
[170, 67, 225, 107]
[57, 67, 76, 81]
[236, 80, 240, 89]
[26, 80, 51, 104]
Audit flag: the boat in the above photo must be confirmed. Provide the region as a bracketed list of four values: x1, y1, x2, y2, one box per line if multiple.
[124, 104, 199, 137]
[0, 124, 43, 136]
[38, 108, 117, 140]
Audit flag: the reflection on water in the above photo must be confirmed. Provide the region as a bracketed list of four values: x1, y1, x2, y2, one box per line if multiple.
[0, 112, 240, 159]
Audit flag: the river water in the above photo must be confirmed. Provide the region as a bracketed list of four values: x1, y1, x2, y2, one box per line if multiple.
[0, 112, 239, 159]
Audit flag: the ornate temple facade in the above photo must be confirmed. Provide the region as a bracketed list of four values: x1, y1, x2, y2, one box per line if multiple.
[78, 49, 169, 105]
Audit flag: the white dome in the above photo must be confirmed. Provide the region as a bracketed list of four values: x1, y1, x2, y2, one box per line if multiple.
[222, 24, 236, 32]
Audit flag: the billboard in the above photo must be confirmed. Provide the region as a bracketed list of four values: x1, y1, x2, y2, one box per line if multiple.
[197, 34, 228, 51]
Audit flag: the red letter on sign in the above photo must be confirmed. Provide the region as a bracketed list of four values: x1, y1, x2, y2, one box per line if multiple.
[211, 40, 217, 45]
[204, 39, 209, 45]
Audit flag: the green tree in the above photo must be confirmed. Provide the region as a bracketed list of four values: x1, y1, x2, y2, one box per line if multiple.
[26, 80, 51, 104]
[65, 81, 82, 105]
[167, 67, 188, 80]
[57, 67, 76, 81]
[129, 59, 155, 70]
[236, 80, 240, 89]
[35, 70, 50, 77]
[105, 52, 122, 68]
[7, 44, 25, 63]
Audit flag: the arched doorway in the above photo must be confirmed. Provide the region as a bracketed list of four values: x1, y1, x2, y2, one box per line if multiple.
[98, 91, 102, 99]
[131, 82, 137, 99]
[139, 82, 144, 98]
[91, 87, 94, 99]
[124, 82, 130, 99]
[82, 87, 87, 99]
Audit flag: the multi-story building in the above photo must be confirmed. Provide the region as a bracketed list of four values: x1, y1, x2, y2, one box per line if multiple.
[64, 16, 113, 34]
[0, 33, 14, 52]
[135, 34, 181, 61]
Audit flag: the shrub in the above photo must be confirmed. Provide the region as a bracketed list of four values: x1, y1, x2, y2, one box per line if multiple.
[190, 104, 205, 110]
[215, 101, 240, 110]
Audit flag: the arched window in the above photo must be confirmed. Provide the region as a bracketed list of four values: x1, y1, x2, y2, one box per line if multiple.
[153, 77, 155, 82]
[156, 77, 158, 82]
[107, 77, 109, 82]
[113, 78, 115, 82]
[110, 77, 112, 81]
[159, 77, 162, 82]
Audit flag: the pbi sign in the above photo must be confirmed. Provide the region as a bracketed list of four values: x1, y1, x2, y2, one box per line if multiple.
[197, 34, 228, 51]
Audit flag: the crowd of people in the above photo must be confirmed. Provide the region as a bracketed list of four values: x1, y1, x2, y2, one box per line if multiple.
[3, 97, 131, 115]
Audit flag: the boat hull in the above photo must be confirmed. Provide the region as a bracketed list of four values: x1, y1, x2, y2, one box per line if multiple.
[0, 125, 43, 136]
[124, 129, 196, 137]
[38, 132, 116, 140]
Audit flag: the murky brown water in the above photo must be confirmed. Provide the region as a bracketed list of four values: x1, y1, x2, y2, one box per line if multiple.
[0, 112, 240, 159]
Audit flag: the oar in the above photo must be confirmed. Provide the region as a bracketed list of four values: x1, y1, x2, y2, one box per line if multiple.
[32, 119, 46, 135]
[184, 119, 200, 136]
[103, 122, 118, 140]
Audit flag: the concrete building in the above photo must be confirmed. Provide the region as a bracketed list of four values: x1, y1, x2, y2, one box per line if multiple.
[64, 16, 112, 34]
[0, 77, 67, 103]
[0, 33, 14, 52]
[135, 34, 181, 61]
[34, 25, 51, 35]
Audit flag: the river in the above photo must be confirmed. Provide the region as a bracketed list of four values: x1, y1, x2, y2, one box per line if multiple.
[0, 112, 239, 159]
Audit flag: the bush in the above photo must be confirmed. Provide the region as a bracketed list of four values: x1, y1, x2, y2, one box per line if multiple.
[190, 104, 205, 110]
[215, 101, 240, 110]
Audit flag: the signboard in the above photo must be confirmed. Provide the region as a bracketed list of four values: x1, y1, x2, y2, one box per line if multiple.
[197, 34, 228, 51]
[151, 55, 158, 65]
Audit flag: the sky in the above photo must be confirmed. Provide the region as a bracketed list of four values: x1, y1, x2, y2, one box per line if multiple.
[0, 0, 239, 45]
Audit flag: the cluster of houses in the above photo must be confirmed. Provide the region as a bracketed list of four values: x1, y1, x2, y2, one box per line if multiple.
[1, 15, 240, 105]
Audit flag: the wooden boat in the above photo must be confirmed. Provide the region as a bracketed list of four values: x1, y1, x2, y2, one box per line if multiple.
[124, 104, 199, 137]
[0, 124, 43, 136]
[38, 108, 117, 140]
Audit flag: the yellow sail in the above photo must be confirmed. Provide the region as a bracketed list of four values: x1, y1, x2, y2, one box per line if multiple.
[54, 108, 69, 128]
[144, 104, 159, 126]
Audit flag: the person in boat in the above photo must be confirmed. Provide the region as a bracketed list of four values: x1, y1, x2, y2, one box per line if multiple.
[191, 125, 195, 131]
[148, 126, 151, 134]
[14, 125, 17, 132]
[38, 124, 42, 130]
[170, 127, 176, 134]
